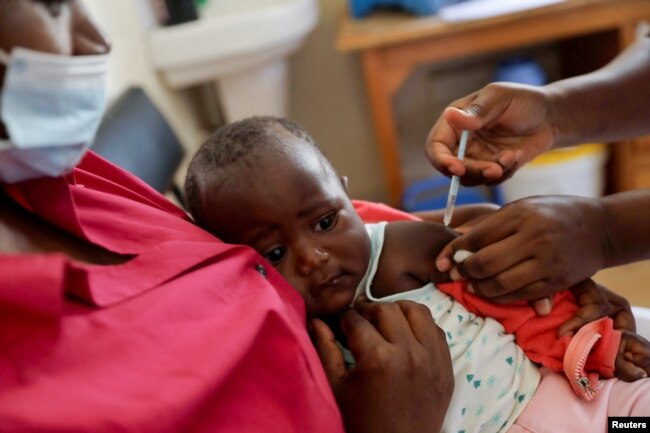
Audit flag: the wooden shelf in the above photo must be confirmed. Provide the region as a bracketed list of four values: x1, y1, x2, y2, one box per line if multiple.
[338, 0, 650, 206]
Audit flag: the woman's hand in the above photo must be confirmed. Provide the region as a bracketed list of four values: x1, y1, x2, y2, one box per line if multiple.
[435, 195, 609, 304]
[311, 300, 454, 433]
[425, 82, 556, 186]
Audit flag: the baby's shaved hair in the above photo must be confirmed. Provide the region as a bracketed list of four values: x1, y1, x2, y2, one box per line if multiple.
[184, 116, 324, 227]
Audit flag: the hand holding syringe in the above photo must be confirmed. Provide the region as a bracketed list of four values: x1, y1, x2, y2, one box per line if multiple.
[443, 130, 469, 227]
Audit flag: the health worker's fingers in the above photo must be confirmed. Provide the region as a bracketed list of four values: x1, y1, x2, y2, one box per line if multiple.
[436, 213, 518, 274]
[459, 158, 505, 185]
[481, 149, 518, 180]
[425, 94, 484, 179]
[532, 297, 553, 316]
[449, 234, 530, 283]
[453, 86, 513, 129]
[427, 139, 467, 177]
[463, 259, 547, 299]
[427, 103, 517, 184]
[485, 278, 567, 305]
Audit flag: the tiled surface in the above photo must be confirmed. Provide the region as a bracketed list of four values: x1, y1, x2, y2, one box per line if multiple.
[593, 260, 650, 308]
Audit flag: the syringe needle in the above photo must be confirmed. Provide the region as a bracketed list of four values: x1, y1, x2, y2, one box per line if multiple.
[443, 130, 469, 227]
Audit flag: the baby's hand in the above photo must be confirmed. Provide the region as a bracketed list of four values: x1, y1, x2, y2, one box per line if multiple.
[615, 331, 650, 381]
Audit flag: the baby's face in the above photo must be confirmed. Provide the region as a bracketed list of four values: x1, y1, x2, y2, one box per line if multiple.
[202, 139, 370, 318]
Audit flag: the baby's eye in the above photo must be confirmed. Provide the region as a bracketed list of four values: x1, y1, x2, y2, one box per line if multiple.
[315, 213, 336, 232]
[264, 246, 286, 265]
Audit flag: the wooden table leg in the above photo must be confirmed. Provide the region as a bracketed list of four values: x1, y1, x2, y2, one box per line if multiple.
[610, 21, 650, 192]
[361, 50, 413, 207]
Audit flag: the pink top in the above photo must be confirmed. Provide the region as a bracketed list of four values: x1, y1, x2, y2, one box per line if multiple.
[0, 152, 343, 432]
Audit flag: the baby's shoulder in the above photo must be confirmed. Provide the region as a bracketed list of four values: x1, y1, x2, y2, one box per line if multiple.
[372, 221, 456, 297]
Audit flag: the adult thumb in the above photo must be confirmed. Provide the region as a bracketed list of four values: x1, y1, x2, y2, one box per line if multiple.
[445, 90, 511, 131]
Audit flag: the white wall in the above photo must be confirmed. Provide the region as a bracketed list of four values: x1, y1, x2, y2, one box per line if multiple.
[84, 0, 209, 185]
[83, 0, 387, 201]
[289, 0, 387, 202]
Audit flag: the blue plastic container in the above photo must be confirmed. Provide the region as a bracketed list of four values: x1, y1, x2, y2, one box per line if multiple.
[349, 0, 466, 18]
[493, 56, 547, 86]
[402, 175, 504, 212]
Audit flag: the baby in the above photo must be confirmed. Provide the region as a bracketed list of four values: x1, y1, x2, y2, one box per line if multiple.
[185, 116, 650, 433]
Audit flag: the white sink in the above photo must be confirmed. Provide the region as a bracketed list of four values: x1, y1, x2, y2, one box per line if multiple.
[148, 0, 318, 121]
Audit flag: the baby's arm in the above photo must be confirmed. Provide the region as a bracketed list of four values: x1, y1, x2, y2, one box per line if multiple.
[412, 203, 499, 228]
[372, 221, 457, 298]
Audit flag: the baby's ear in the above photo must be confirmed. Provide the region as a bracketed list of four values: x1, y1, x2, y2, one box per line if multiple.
[339, 176, 349, 193]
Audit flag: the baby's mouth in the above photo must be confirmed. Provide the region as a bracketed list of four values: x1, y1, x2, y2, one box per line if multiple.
[316, 272, 344, 292]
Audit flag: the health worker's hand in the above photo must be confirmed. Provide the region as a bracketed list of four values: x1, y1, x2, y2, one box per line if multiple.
[435, 195, 609, 304]
[426, 82, 556, 186]
[311, 300, 454, 433]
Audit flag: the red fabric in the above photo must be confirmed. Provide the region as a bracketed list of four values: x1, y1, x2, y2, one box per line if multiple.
[354, 201, 620, 379]
[352, 199, 420, 223]
[1, 152, 343, 433]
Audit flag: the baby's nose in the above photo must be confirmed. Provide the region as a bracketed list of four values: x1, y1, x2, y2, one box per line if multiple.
[297, 246, 329, 277]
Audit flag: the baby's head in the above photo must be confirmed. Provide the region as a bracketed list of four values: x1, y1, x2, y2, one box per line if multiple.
[185, 116, 370, 318]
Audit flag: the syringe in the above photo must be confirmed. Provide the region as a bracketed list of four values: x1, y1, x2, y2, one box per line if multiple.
[443, 130, 469, 227]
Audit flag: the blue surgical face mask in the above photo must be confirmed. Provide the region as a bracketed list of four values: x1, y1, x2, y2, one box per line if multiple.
[0, 47, 108, 183]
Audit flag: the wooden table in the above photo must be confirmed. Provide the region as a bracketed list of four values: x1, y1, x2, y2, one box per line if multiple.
[337, 0, 650, 206]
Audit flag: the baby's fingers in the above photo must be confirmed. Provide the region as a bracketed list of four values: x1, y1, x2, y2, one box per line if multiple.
[627, 346, 650, 371]
[616, 332, 650, 381]
[616, 357, 648, 381]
